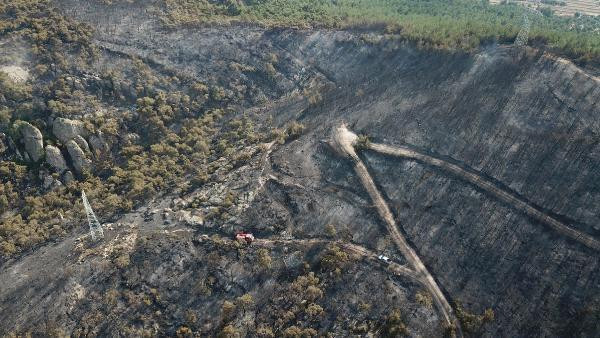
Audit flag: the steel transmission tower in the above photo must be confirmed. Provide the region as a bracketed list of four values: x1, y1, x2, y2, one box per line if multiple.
[82, 190, 104, 240]
[515, 12, 530, 47]
[515, 0, 542, 47]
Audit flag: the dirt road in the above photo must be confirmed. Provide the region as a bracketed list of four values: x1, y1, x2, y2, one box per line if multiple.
[368, 142, 600, 251]
[332, 124, 462, 335]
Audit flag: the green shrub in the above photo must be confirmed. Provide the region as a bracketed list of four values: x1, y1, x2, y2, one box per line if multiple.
[256, 325, 275, 337]
[455, 302, 495, 333]
[218, 324, 240, 338]
[286, 122, 305, 139]
[221, 300, 237, 320]
[415, 290, 433, 309]
[381, 309, 408, 336]
[236, 293, 254, 312]
[257, 248, 272, 269]
[320, 244, 349, 273]
[354, 135, 370, 150]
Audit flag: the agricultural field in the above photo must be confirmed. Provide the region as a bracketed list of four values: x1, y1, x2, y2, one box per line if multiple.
[490, 0, 600, 16]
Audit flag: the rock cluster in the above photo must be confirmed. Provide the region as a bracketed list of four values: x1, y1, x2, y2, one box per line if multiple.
[50, 118, 94, 174]
[52, 117, 87, 144]
[8, 117, 104, 179]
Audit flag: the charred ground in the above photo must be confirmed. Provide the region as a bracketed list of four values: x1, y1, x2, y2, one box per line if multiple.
[0, 0, 599, 337]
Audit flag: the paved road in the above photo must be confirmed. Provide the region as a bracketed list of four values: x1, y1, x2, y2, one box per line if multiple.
[368, 142, 600, 251]
[332, 124, 462, 336]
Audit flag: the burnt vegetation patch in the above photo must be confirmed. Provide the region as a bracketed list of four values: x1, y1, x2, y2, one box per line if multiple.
[0, 0, 599, 337]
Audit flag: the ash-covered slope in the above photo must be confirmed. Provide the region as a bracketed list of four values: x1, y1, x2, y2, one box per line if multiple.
[263, 35, 600, 336]
[1, 0, 598, 336]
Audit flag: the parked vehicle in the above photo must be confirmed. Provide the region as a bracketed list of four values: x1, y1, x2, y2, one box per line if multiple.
[235, 232, 255, 244]
[377, 254, 390, 263]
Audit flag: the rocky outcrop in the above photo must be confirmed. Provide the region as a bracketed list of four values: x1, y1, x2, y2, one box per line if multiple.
[66, 140, 90, 174]
[19, 122, 44, 162]
[63, 171, 75, 185]
[0, 65, 29, 84]
[45, 145, 68, 173]
[42, 175, 62, 190]
[174, 210, 204, 226]
[89, 132, 108, 155]
[52, 118, 87, 144]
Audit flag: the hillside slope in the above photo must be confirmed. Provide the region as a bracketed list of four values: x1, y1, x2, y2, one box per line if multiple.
[0, 0, 598, 336]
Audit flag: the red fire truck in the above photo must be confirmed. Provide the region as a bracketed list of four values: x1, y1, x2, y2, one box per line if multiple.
[235, 232, 255, 244]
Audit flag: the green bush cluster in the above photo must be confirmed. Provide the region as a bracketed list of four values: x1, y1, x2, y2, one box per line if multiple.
[319, 244, 349, 275]
[455, 302, 495, 334]
[0, 0, 284, 257]
[0, 0, 98, 68]
[381, 308, 408, 336]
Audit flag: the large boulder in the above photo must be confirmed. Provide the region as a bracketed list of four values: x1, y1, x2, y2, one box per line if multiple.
[63, 170, 75, 185]
[66, 140, 91, 174]
[45, 145, 68, 173]
[53, 118, 87, 144]
[19, 121, 44, 162]
[74, 135, 90, 153]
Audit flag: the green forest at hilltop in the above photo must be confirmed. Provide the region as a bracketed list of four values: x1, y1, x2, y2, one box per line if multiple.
[163, 0, 600, 64]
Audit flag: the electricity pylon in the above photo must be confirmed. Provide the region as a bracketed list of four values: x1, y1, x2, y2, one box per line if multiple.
[515, 12, 530, 47]
[515, 0, 542, 47]
[82, 190, 104, 240]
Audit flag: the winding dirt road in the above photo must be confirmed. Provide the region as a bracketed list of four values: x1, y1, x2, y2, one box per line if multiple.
[330, 122, 600, 336]
[332, 124, 462, 335]
[367, 142, 600, 251]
